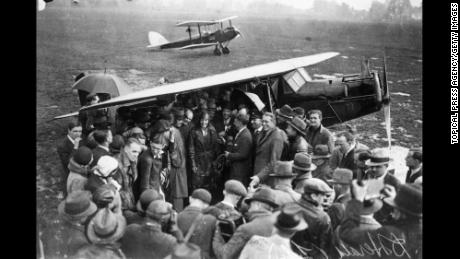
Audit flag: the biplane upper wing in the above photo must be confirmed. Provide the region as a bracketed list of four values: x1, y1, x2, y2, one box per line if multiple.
[179, 43, 218, 50]
[213, 16, 238, 24]
[176, 20, 217, 27]
[80, 52, 339, 112]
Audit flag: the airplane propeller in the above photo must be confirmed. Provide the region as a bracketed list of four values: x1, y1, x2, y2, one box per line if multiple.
[382, 53, 392, 150]
[233, 27, 243, 39]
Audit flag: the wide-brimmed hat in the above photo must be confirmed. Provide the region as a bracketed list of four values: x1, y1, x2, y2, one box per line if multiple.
[361, 198, 383, 215]
[365, 148, 393, 166]
[95, 156, 119, 177]
[136, 189, 162, 213]
[286, 117, 307, 136]
[384, 183, 422, 218]
[269, 161, 296, 178]
[312, 145, 331, 159]
[327, 168, 353, 185]
[86, 207, 126, 244]
[276, 104, 295, 119]
[58, 190, 97, 222]
[244, 187, 278, 208]
[293, 152, 317, 172]
[274, 203, 308, 232]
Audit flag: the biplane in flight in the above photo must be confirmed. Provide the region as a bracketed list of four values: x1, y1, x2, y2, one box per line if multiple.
[55, 52, 390, 129]
[147, 16, 242, 56]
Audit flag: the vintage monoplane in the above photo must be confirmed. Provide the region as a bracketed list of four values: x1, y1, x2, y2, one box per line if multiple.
[147, 16, 242, 55]
[54, 52, 390, 128]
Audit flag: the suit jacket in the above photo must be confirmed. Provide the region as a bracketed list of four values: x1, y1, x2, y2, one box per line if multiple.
[339, 148, 357, 174]
[177, 206, 217, 259]
[405, 167, 423, 183]
[57, 136, 75, 176]
[90, 146, 110, 168]
[169, 127, 188, 198]
[121, 222, 178, 259]
[305, 125, 334, 154]
[213, 210, 274, 259]
[227, 127, 253, 186]
[254, 128, 285, 183]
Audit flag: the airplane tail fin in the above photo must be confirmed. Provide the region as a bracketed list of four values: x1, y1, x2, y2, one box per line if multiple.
[147, 31, 169, 50]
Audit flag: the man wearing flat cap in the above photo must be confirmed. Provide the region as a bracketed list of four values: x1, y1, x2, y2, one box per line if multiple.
[177, 189, 217, 259]
[269, 161, 301, 206]
[205, 180, 247, 221]
[291, 178, 334, 259]
[340, 181, 422, 259]
[213, 187, 278, 259]
[121, 200, 184, 259]
[285, 117, 311, 161]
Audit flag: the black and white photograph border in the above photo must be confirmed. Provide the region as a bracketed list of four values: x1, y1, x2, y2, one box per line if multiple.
[37, 0, 423, 258]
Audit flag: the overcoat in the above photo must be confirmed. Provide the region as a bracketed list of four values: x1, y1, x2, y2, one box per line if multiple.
[253, 128, 285, 183]
[114, 150, 138, 211]
[169, 127, 188, 199]
[177, 206, 217, 259]
[137, 149, 164, 196]
[66, 158, 90, 195]
[227, 127, 253, 186]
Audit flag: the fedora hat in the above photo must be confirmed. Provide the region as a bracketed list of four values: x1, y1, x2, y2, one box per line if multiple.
[293, 152, 317, 172]
[327, 168, 353, 185]
[361, 198, 383, 215]
[286, 117, 307, 136]
[244, 187, 278, 209]
[276, 104, 295, 119]
[86, 207, 126, 244]
[274, 203, 308, 232]
[384, 183, 422, 218]
[269, 161, 297, 178]
[312, 145, 331, 159]
[58, 190, 97, 222]
[136, 189, 162, 213]
[365, 148, 393, 166]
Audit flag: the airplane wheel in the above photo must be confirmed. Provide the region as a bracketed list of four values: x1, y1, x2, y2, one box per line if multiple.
[214, 48, 222, 56]
[222, 47, 230, 54]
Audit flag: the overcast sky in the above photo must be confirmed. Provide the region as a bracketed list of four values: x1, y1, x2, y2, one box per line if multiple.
[275, 0, 422, 11]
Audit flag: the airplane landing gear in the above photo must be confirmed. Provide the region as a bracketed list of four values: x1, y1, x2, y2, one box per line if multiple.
[222, 47, 230, 54]
[214, 46, 222, 56]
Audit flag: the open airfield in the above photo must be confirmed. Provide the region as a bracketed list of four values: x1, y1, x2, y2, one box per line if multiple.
[37, 6, 422, 227]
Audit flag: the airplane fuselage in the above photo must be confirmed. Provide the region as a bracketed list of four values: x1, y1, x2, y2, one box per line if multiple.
[159, 28, 239, 49]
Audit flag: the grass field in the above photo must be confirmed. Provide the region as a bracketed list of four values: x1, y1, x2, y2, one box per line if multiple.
[37, 5, 422, 228]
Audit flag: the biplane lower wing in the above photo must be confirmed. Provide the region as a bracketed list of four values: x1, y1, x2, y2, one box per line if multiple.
[179, 43, 218, 50]
[78, 52, 339, 111]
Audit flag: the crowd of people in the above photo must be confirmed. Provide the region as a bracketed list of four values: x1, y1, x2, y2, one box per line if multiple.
[42, 87, 423, 259]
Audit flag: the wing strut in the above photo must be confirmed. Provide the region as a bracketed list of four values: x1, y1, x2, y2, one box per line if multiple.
[327, 101, 343, 123]
[266, 81, 274, 113]
[198, 24, 202, 41]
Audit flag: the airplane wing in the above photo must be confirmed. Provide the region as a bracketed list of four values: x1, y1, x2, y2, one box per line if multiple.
[179, 43, 218, 50]
[80, 52, 339, 111]
[52, 111, 79, 120]
[176, 20, 217, 27]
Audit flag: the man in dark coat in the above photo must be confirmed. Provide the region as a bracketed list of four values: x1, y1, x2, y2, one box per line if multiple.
[285, 117, 310, 161]
[269, 161, 301, 206]
[213, 188, 278, 259]
[177, 189, 217, 259]
[137, 141, 166, 199]
[291, 178, 333, 259]
[326, 168, 353, 230]
[113, 138, 142, 219]
[305, 110, 334, 155]
[249, 112, 285, 187]
[90, 129, 113, 168]
[121, 200, 184, 259]
[333, 131, 358, 174]
[170, 120, 188, 212]
[405, 147, 423, 184]
[224, 113, 253, 186]
[42, 190, 97, 258]
[57, 122, 83, 196]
